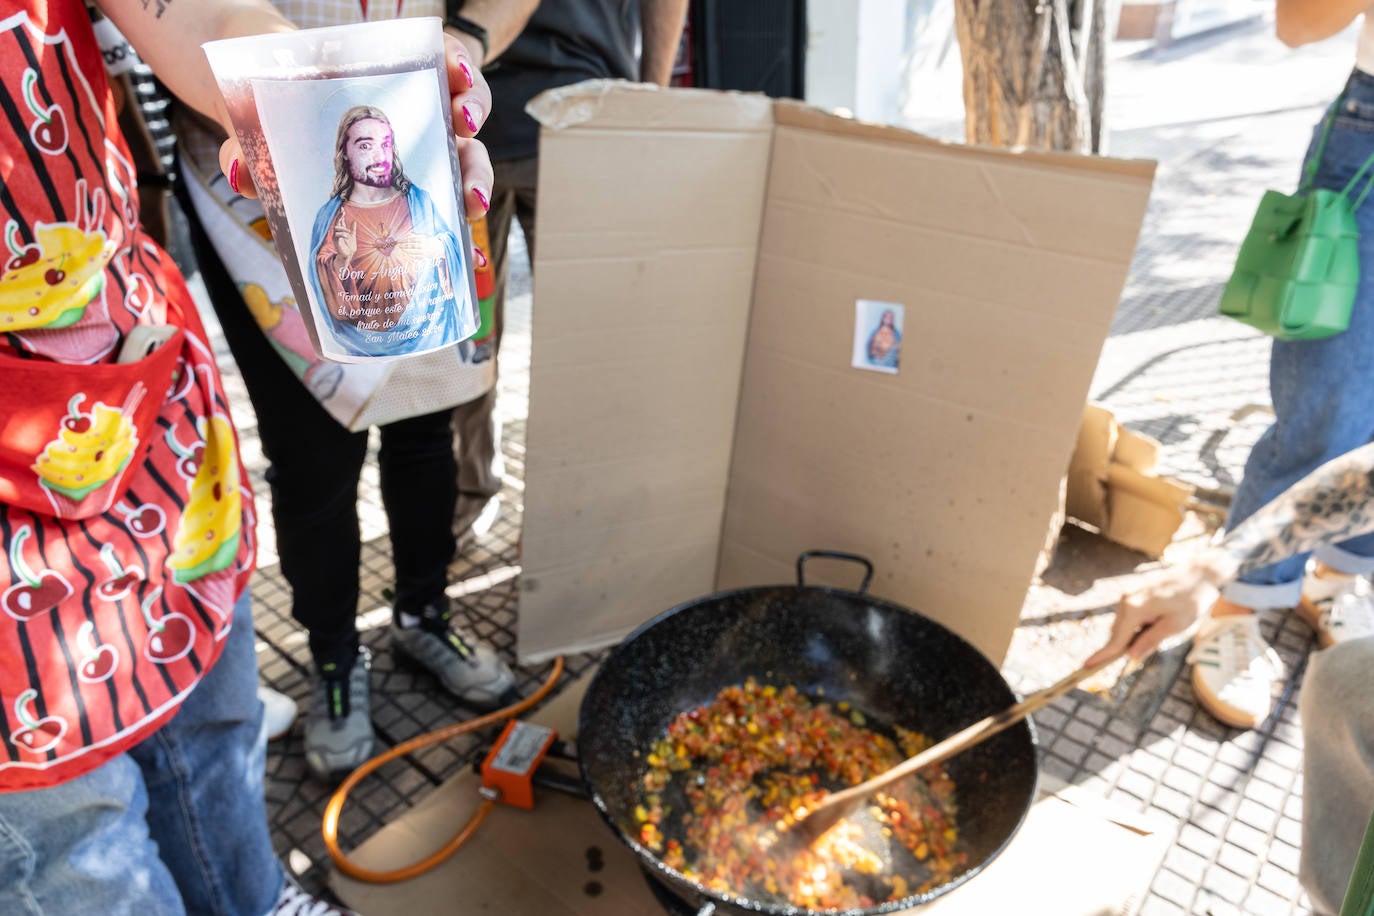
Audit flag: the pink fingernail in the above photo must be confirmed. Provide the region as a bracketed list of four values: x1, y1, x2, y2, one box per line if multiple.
[228, 158, 241, 194]
[462, 103, 479, 134]
[472, 187, 489, 212]
[474, 247, 488, 268]
[459, 62, 474, 87]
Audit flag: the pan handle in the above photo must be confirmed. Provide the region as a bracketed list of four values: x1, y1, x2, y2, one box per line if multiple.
[796, 551, 874, 593]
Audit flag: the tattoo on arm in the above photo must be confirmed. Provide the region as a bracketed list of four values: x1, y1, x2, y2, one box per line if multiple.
[1224, 443, 1374, 576]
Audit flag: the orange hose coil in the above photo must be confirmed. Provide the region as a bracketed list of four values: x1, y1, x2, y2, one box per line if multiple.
[321, 656, 566, 883]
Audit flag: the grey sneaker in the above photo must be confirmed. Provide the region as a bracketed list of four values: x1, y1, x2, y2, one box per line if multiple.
[304, 647, 374, 782]
[269, 873, 359, 915]
[390, 600, 518, 711]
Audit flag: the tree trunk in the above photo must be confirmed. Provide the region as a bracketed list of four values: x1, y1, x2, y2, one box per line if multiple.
[952, 0, 1112, 154]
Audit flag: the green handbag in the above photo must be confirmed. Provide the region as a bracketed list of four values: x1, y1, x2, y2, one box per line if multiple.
[1219, 100, 1374, 341]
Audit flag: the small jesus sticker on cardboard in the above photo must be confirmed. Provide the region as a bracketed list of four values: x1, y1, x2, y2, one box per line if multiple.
[852, 300, 904, 374]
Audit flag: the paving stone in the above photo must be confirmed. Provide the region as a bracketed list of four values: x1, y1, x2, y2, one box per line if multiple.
[1275, 815, 1302, 848]
[1217, 842, 1260, 879]
[1164, 765, 1205, 797]
[1154, 867, 1200, 907]
[1179, 823, 1222, 859]
[1134, 748, 1171, 779]
[1267, 839, 1301, 876]
[1208, 760, 1247, 791]
[1181, 728, 1222, 758]
[1244, 778, 1287, 809]
[1095, 731, 1134, 761]
[1203, 864, 1252, 905]
[1118, 766, 1159, 802]
[1226, 819, 1270, 856]
[1063, 718, 1101, 747]
[1139, 895, 1188, 916]
[1041, 752, 1080, 785]
[1235, 797, 1280, 834]
[1258, 862, 1301, 900]
[1189, 803, 1229, 836]
[1265, 739, 1303, 771]
[1034, 705, 1068, 734]
[1151, 784, 1195, 821]
[1166, 845, 1210, 883]
[1174, 744, 1214, 776]
[1217, 742, 1258, 772]
[1244, 884, 1298, 916]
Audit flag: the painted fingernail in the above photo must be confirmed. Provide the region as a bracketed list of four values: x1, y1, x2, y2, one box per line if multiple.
[462, 103, 479, 134]
[474, 246, 488, 268]
[472, 187, 490, 212]
[228, 158, 241, 194]
[459, 61, 474, 88]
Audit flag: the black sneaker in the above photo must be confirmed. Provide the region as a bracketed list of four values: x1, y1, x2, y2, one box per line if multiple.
[390, 599, 518, 711]
[304, 647, 374, 782]
[269, 872, 360, 915]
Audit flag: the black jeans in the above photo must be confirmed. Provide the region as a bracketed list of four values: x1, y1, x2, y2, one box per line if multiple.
[176, 183, 457, 671]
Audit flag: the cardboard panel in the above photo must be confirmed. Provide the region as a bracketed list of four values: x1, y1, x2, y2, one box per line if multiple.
[718, 113, 1154, 663]
[518, 86, 773, 662]
[519, 82, 1155, 666]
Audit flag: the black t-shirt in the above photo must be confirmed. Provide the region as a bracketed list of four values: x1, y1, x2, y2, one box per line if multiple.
[483, 0, 640, 161]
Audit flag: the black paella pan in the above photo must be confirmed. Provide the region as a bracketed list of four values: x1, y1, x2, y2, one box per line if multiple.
[577, 551, 1039, 915]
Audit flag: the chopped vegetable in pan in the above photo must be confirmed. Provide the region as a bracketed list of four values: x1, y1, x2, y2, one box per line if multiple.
[634, 678, 968, 910]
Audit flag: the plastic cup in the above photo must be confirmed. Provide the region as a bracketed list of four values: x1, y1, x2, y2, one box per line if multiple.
[203, 18, 479, 363]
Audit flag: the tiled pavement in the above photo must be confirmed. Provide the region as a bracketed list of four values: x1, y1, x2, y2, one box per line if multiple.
[185, 17, 1355, 915]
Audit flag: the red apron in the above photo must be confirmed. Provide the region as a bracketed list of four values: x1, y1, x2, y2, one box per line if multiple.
[0, 1, 257, 790]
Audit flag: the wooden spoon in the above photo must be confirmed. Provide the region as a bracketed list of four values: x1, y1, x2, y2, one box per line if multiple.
[783, 651, 1126, 848]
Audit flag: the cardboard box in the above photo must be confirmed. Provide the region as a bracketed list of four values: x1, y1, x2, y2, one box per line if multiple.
[517, 81, 1155, 666]
[331, 674, 1170, 916]
[1066, 403, 1195, 557]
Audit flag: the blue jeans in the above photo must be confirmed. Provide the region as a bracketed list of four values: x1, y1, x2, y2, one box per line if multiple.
[0, 591, 283, 916]
[1224, 68, 1374, 608]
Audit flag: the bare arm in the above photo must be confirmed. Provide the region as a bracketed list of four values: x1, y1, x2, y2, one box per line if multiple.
[1088, 441, 1374, 664]
[100, 0, 492, 210]
[95, 0, 294, 131]
[444, 0, 542, 68]
[1275, 0, 1368, 47]
[640, 0, 690, 85]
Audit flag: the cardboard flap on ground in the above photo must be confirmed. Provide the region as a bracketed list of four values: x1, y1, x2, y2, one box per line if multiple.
[1066, 404, 1193, 557]
[518, 80, 1155, 665]
[331, 673, 1170, 916]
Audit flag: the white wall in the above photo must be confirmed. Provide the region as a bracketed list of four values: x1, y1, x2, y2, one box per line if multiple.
[804, 0, 908, 123]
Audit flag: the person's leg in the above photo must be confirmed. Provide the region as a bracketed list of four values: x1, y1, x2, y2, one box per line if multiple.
[382, 409, 517, 710]
[452, 155, 538, 504]
[130, 590, 283, 916]
[177, 175, 373, 781]
[1299, 637, 1374, 915]
[1195, 81, 1374, 728]
[381, 408, 458, 615]
[0, 754, 185, 916]
[1224, 80, 1374, 608]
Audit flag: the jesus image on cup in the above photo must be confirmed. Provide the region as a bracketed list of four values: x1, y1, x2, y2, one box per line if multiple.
[308, 104, 465, 357]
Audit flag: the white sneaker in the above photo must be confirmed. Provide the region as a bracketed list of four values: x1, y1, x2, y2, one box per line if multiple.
[258, 686, 297, 742]
[1299, 565, 1374, 649]
[1188, 614, 1284, 730]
